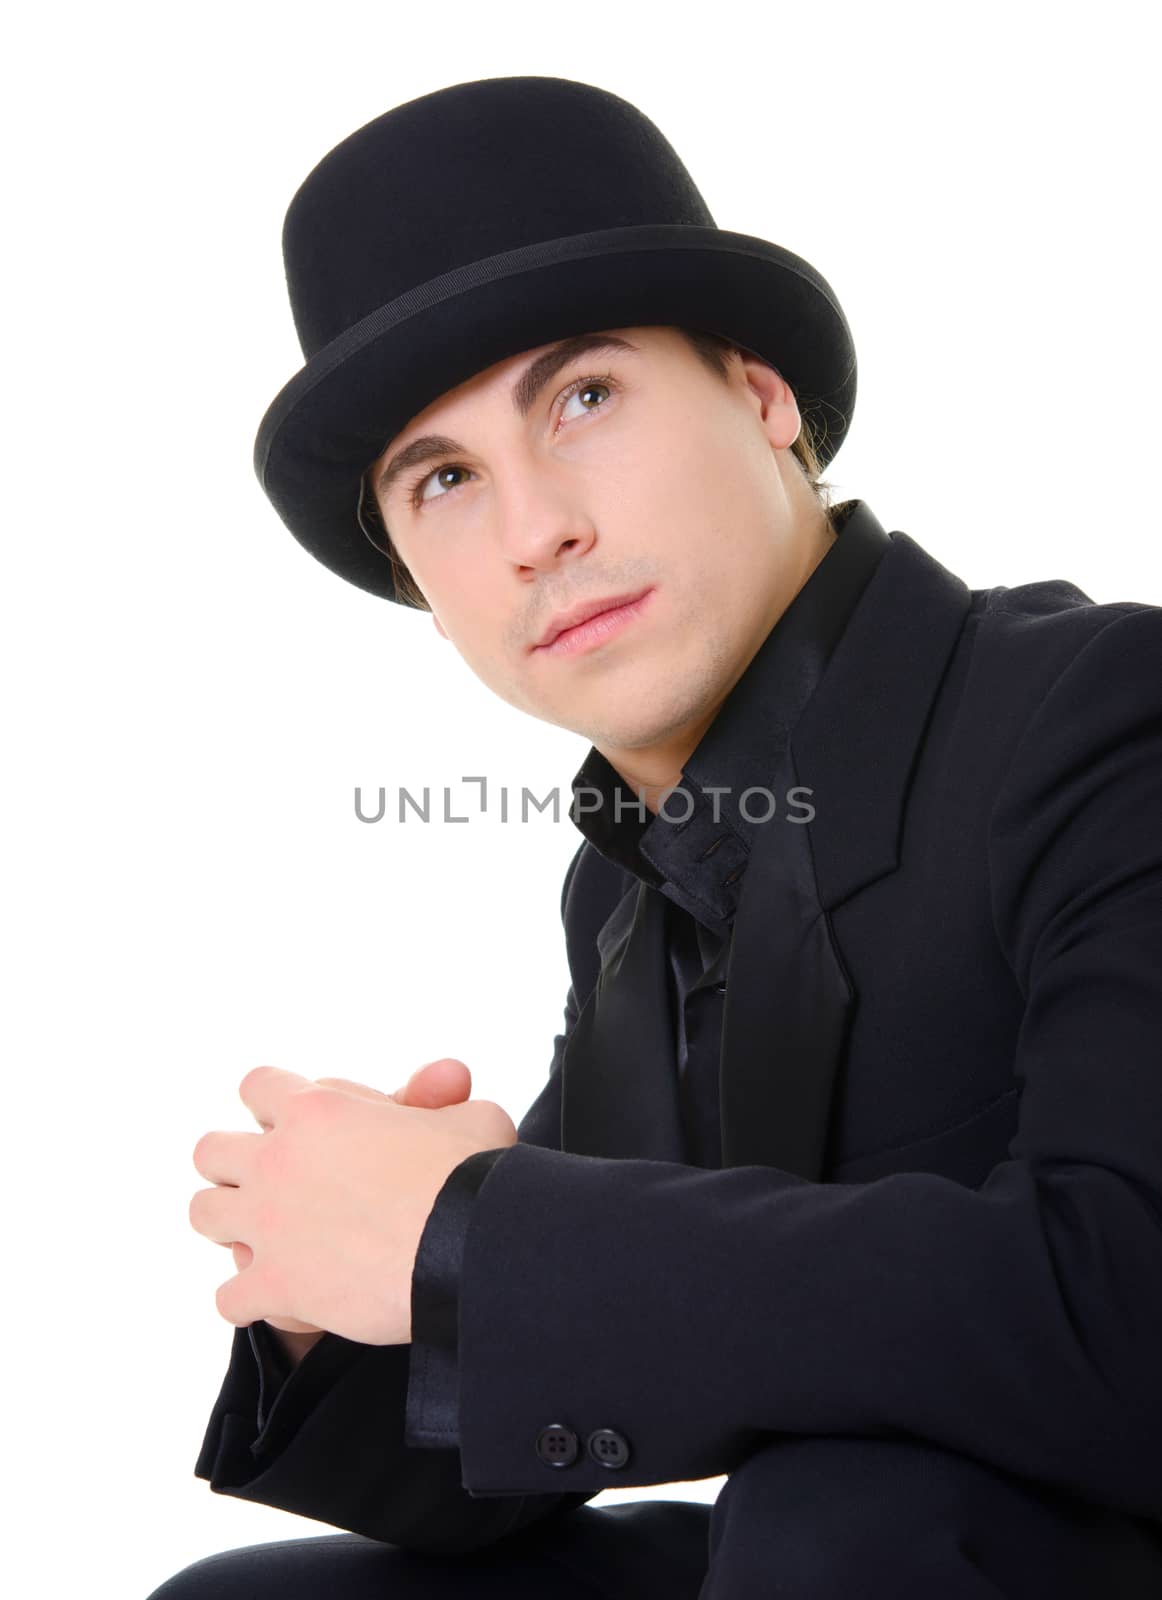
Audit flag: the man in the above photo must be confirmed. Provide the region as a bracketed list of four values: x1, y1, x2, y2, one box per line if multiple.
[155, 76, 1162, 1597]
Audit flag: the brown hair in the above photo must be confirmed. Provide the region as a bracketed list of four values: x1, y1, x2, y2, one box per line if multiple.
[360, 325, 837, 610]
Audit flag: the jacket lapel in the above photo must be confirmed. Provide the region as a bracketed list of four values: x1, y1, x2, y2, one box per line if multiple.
[561, 530, 974, 1180]
[720, 532, 973, 1177]
[794, 531, 974, 916]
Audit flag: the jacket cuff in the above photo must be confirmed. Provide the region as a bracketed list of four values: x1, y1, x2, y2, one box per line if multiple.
[245, 1321, 367, 1455]
[405, 1145, 512, 1448]
[248, 1320, 292, 1433]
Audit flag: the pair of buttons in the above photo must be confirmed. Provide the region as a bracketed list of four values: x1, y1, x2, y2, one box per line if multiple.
[536, 1424, 631, 1470]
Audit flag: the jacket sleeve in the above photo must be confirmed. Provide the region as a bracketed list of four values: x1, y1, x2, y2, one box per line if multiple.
[448, 607, 1162, 1524]
[191, 849, 600, 1554]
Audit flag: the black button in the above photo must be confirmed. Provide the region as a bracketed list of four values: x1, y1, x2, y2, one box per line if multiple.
[536, 1424, 579, 1468]
[587, 1428, 631, 1469]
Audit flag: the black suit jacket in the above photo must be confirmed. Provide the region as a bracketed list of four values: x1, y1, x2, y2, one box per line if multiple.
[195, 514, 1162, 1560]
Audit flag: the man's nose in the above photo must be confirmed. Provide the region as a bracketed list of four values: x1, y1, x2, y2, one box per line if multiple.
[492, 485, 599, 575]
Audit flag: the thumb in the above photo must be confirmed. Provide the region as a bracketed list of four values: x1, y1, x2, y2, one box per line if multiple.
[391, 1057, 472, 1108]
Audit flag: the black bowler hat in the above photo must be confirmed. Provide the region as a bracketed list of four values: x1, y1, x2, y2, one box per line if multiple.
[254, 74, 858, 605]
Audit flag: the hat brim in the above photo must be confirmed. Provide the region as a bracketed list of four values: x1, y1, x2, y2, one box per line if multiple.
[254, 224, 857, 604]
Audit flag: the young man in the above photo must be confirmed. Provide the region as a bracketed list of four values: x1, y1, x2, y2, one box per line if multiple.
[159, 76, 1162, 1598]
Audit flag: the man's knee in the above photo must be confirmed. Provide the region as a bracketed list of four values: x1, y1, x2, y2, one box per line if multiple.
[143, 1533, 411, 1600]
[703, 1434, 1162, 1599]
[705, 1434, 973, 1597]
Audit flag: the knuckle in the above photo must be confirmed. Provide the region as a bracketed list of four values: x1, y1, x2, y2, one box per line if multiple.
[251, 1129, 278, 1174]
[254, 1131, 295, 1191]
[296, 1085, 339, 1121]
[238, 1066, 260, 1097]
[250, 1193, 283, 1240]
[239, 1063, 276, 1097]
[473, 1100, 514, 1144]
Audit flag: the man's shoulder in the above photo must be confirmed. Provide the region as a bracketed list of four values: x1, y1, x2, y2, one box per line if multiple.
[944, 575, 1162, 837]
[965, 570, 1160, 720]
[973, 569, 1155, 649]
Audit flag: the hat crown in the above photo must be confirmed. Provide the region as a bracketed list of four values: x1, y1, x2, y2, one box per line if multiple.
[283, 76, 717, 359]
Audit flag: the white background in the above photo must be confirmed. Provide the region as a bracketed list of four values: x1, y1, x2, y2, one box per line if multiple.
[4, 2, 1159, 1594]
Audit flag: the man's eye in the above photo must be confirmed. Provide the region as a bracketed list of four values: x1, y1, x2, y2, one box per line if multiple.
[407, 463, 470, 509]
[559, 375, 615, 420]
[412, 465, 471, 506]
[408, 373, 618, 509]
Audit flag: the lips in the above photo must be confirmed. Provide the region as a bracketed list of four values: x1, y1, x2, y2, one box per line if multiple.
[533, 588, 653, 650]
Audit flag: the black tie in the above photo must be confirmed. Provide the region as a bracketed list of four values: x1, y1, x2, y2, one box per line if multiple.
[718, 738, 854, 1180]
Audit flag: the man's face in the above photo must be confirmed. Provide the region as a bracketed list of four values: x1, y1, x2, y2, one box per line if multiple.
[369, 324, 826, 787]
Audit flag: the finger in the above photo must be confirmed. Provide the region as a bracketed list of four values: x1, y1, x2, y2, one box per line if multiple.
[216, 1256, 291, 1331]
[238, 1064, 314, 1131]
[189, 1185, 243, 1246]
[192, 1128, 263, 1186]
[399, 1058, 472, 1107]
[215, 1268, 266, 1330]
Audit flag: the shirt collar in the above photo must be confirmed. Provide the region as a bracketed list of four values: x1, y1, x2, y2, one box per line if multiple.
[567, 498, 893, 929]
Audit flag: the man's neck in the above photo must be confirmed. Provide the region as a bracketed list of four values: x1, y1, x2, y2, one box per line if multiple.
[598, 499, 836, 815]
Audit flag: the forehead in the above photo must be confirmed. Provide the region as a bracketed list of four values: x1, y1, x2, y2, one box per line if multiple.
[438, 322, 671, 400]
[377, 325, 674, 451]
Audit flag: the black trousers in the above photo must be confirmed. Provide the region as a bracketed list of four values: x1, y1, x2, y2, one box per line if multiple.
[147, 1435, 1162, 1599]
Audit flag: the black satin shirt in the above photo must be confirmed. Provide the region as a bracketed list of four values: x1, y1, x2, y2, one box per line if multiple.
[247, 497, 893, 1442]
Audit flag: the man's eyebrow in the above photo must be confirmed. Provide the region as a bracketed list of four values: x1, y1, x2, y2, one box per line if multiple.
[373, 333, 640, 503]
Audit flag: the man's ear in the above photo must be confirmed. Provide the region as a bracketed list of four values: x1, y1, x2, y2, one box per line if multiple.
[738, 353, 802, 453]
[432, 614, 449, 641]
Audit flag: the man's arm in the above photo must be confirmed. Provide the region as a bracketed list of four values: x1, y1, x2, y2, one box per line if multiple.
[446, 608, 1162, 1522]
[194, 892, 601, 1553]
[196, 1324, 597, 1555]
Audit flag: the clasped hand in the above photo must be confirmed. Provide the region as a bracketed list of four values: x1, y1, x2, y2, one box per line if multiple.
[188, 1058, 516, 1345]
